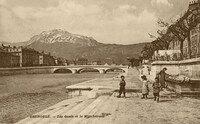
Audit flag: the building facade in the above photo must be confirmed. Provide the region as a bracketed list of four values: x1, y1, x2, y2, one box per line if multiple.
[39, 53, 56, 66]
[7, 47, 41, 67]
[168, 1, 200, 60]
[190, 23, 200, 58]
[0, 47, 20, 67]
[169, 24, 200, 60]
[1, 44, 63, 67]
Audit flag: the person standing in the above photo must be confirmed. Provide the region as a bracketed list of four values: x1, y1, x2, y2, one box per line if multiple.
[157, 68, 167, 89]
[141, 75, 149, 99]
[152, 77, 161, 103]
[117, 75, 126, 98]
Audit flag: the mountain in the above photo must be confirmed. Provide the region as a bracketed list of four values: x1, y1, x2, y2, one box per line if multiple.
[1, 29, 149, 64]
[28, 29, 101, 47]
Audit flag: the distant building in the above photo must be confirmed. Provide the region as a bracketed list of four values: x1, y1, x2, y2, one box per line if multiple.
[6, 46, 40, 67]
[1, 44, 58, 67]
[39, 52, 55, 66]
[57, 57, 68, 66]
[0, 47, 20, 67]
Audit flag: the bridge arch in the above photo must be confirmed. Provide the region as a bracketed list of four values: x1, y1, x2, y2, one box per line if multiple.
[53, 68, 72, 73]
[51, 65, 128, 74]
[77, 68, 100, 73]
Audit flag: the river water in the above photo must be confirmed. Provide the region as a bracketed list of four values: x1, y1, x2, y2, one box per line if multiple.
[0, 73, 118, 97]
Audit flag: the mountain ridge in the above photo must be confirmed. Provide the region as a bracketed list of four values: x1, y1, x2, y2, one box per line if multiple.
[27, 29, 101, 47]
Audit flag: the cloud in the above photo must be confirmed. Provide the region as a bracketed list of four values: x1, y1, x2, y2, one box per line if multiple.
[118, 4, 136, 11]
[0, 0, 6, 5]
[0, 0, 189, 44]
[12, 0, 102, 19]
[151, 0, 173, 7]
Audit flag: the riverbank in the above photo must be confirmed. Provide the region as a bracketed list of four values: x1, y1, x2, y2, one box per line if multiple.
[0, 73, 118, 124]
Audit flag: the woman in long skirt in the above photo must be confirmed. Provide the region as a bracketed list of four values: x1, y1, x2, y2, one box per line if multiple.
[141, 75, 149, 99]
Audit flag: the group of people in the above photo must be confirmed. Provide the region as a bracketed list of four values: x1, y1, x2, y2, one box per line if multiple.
[140, 75, 160, 102]
[141, 67, 168, 103]
[117, 67, 168, 103]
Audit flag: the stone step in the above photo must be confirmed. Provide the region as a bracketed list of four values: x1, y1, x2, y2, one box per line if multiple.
[67, 95, 111, 124]
[90, 93, 117, 124]
[59, 96, 107, 124]
[34, 102, 79, 124]
[38, 99, 94, 124]
[80, 95, 112, 124]
[15, 96, 87, 124]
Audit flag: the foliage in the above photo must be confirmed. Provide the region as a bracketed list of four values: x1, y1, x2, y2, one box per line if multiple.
[127, 57, 141, 67]
[141, 5, 200, 60]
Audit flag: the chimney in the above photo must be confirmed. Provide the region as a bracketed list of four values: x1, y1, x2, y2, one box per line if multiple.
[189, 0, 200, 10]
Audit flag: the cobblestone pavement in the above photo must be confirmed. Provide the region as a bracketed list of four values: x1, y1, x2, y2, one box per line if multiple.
[16, 68, 200, 124]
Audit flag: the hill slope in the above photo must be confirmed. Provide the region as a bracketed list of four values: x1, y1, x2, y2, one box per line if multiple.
[28, 42, 146, 64]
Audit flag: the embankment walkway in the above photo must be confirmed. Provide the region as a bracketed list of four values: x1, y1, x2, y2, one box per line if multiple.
[16, 68, 200, 124]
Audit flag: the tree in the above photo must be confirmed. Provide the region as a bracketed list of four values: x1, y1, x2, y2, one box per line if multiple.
[141, 45, 151, 60]
[127, 57, 140, 67]
[141, 3, 200, 61]
[148, 28, 173, 53]
[71, 59, 77, 65]
[141, 43, 158, 60]
[157, 7, 200, 59]
[157, 18, 186, 54]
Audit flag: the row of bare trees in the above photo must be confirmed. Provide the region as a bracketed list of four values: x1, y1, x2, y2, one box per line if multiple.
[141, 6, 200, 60]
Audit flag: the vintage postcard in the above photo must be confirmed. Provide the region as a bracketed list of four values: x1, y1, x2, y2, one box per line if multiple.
[0, 0, 200, 124]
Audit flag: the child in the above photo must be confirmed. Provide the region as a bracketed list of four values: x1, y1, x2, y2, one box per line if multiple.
[152, 77, 161, 103]
[117, 75, 126, 98]
[141, 75, 149, 99]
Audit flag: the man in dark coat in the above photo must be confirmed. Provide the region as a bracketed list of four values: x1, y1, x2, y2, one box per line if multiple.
[157, 68, 167, 89]
[117, 75, 126, 98]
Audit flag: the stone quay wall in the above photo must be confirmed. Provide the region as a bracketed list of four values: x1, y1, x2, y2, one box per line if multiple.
[151, 58, 200, 79]
[149, 58, 200, 95]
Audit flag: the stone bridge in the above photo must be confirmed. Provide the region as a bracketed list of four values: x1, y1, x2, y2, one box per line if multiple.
[0, 65, 128, 75]
[51, 65, 128, 74]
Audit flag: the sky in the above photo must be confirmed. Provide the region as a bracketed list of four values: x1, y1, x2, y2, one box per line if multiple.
[0, 0, 190, 44]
